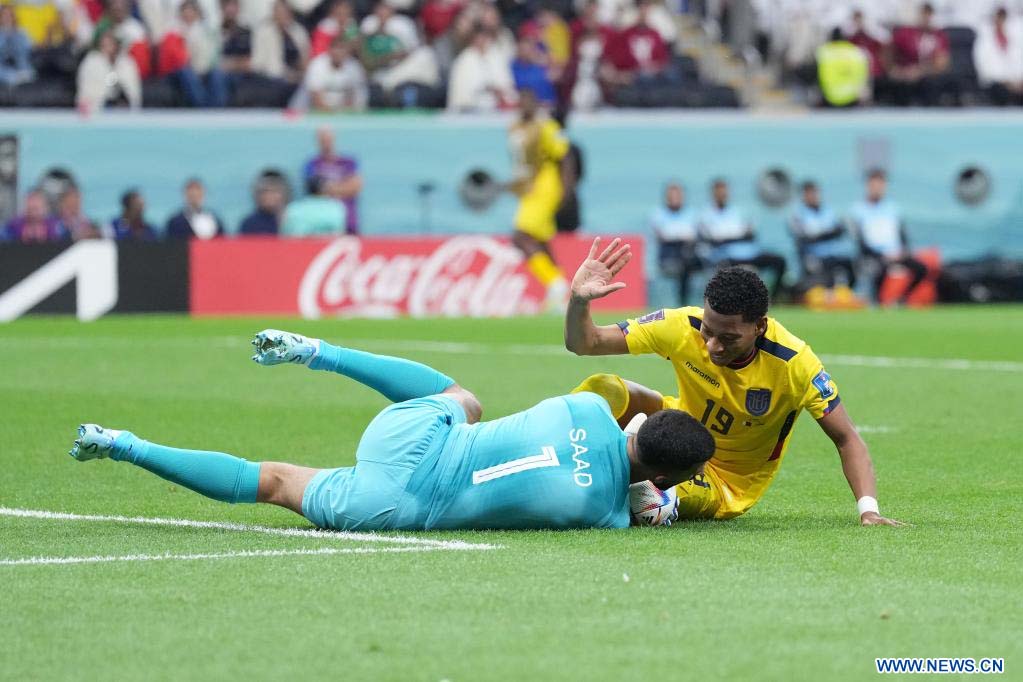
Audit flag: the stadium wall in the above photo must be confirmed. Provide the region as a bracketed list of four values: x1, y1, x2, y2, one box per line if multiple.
[4, 111, 1023, 266]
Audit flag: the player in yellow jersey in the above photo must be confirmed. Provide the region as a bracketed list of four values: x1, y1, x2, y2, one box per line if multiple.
[564, 237, 906, 526]
[506, 89, 571, 310]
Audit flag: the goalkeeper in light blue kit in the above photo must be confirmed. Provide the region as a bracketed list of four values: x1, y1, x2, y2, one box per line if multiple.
[70, 330, 714, 530]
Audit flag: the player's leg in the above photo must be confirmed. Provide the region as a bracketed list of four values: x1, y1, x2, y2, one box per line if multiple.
[751, 252, 788, 298]
[69, 424, 320, 517]
[252, 329, 458, 404]
[871, 258, 888, 303]
[673, 469, 723, 520]
[897, 255, 928, 303]
[513, 229, 564, 296]
[513, 184, 568, 308]
[252, 329, 483, 425]
[441, 384, 482, 424]
[571, 373, 664, 427]
[256, 461, 321, 514]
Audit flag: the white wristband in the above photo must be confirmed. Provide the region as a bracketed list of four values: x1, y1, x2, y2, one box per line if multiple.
[857, 496, 879, 516]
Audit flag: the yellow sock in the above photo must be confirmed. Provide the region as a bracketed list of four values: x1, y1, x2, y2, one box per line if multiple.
[571, 373, 629, 420]
[526, 252, 563, 287]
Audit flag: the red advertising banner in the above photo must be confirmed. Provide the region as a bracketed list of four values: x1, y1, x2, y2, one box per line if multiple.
[190, 234, 646, 317]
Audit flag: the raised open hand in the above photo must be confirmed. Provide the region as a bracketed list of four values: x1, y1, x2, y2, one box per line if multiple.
[570, 237, 632, 302]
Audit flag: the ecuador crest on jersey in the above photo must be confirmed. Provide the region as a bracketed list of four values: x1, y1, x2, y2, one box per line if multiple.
[745, 388, 772, 416]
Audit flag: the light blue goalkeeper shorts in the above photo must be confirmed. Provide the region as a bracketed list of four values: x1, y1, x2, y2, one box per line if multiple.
[301, 395, 467, 531]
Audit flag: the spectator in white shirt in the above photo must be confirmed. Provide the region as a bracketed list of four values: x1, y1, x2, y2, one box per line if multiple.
[76, 32, 141, 111]
[973, 7, 1023, 105]
[296, 35, 368, 111]
[360, 0, 439, 92]
[251, 0, 309, 82]
[447, 25, 516, 111]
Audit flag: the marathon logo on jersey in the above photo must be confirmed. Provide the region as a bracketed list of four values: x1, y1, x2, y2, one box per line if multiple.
[745, 388, 772, 417]
[812, 369, 835, 399]
[637, 309, 665, 324]
[685, 360, 721, 388]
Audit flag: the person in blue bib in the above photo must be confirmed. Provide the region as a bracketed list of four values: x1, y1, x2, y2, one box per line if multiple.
[788, 180, 857, 289]
[698, 178, 787, 299]
[70, 329, 714, 531]
[848, 168, 927, 304]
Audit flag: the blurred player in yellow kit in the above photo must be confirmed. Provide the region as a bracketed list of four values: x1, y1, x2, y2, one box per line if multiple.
[506, 88, 570, 310]
[564, 237, 906, 526]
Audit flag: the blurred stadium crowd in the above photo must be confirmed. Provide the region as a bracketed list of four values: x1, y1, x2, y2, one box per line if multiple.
[0, 0, 740, 110]
[738, 0, 1023, 106]
[0, 0, 1019, 110]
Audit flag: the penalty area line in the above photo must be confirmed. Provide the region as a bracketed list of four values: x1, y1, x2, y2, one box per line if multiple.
[0, 546, 446, 567]
[0, 507, 501, 551]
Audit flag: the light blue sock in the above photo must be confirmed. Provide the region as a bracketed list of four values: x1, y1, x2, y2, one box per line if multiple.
[309, 342, 455, 403]
[110, 433, 260, 504]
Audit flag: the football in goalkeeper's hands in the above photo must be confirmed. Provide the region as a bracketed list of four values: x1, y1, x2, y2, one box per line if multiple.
[629, 480, 679, 526]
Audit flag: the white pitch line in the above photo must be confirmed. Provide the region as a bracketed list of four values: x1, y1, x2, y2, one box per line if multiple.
[855, 425, 898, 434]
[0, 507, 499, 551]
[818, 353, 1023, 373]
[0, 546, 445, 567]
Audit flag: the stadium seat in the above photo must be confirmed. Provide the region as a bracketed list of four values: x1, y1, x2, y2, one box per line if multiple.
[379, 82, 446, 109]
[143, 78, 187, 108]
[672, 54, 700, 82]
[609, 84, 647, 107]
[690, 84, 741, 108]
[228, 75, 296, 108]
[945, 26, 981, 105]
[10, 77, 75, 107]
[878, 248, 941, 307]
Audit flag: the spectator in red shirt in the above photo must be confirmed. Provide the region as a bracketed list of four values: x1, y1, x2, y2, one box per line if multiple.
[565, 0, 615, 109]
[845, 10, 884, 78]
[311, 0, 359, 57]
[599, 0, 670, 92]
[421, 0, 464, 43]
[888, 2, 953, 106]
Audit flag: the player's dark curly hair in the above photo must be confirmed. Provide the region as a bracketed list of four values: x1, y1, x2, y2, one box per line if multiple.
[704, 266, 770, 322]
[636, 410, 715, 474]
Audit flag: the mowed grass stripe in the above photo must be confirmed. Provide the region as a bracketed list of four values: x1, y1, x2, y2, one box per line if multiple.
[5, 334, 1023, 372]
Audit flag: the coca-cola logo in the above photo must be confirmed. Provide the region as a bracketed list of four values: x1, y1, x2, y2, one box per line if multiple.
[298, 236, 540, 318]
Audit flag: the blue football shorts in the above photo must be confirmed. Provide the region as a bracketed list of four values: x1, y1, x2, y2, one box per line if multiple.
[301, 394, 467, 531]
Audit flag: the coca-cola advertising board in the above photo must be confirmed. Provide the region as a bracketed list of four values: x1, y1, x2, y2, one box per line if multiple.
[190, 234, 646, 317]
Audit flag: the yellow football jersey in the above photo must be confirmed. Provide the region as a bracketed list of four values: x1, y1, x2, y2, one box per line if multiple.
[618, 307, 840, 518]
[508, 116, 569, 189]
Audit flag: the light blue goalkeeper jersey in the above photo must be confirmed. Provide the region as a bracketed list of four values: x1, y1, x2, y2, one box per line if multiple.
[402, 392, 631, 530]
[301, 391, 632, 531]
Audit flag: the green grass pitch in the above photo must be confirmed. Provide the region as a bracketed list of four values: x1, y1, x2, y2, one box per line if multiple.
[2, 308, 1021, 681]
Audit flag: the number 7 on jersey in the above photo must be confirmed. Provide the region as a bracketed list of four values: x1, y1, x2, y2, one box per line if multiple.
[472, 446, 559, 485]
